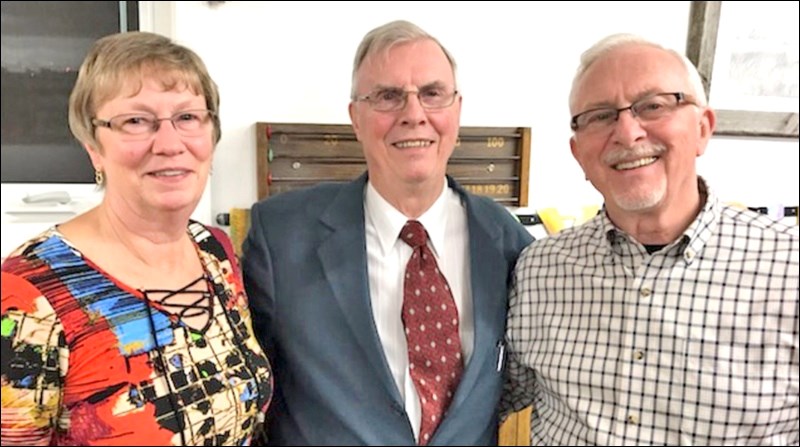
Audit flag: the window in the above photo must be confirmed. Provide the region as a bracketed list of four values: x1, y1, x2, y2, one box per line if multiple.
[1, 1, 139, 183]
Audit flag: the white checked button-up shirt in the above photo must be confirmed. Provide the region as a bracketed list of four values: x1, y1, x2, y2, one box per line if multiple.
[502, 179, 799, 445]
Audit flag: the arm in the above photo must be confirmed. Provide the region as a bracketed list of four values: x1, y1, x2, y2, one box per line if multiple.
[499, 258, 537, 420]
[241, 206, 277, 361]
[1, 271, 67, 446]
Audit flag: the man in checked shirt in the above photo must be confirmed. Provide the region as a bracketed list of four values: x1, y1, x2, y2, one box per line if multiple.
[501, 33, 799, 445]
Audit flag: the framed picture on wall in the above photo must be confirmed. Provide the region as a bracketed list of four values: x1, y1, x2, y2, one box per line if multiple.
[686, 1, 798, 138]
[0, 1, 139, 183]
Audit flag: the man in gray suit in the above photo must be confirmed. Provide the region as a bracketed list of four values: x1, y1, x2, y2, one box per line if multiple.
[243, 20, 532, 445]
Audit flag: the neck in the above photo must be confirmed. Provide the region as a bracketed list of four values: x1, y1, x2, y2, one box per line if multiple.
[607, 179, 705, 245]
[373, 177, 446, 219]
[99, 201, 191, 272]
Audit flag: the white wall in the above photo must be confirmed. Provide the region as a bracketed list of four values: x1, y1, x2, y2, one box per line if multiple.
[154, 1, 797, 219]
[3, 1, 798, 257]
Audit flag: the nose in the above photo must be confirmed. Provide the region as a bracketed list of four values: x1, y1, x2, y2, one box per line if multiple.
[610, 108, 647, 146]
[152, 117, 179, 132]
[400, 91, 428, 126]
[152, 118, 185, 155]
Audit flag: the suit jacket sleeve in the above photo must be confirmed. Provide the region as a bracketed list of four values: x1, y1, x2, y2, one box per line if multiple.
[242, 204, 276, 360]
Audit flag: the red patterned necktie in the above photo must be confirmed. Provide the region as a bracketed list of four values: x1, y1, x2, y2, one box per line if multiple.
[400, 220, 464, 445]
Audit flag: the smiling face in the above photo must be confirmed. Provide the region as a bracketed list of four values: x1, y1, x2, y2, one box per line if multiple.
[349, 38, 461, 200]
[88, 74, 213, 217]
[569, 44, 715, 218]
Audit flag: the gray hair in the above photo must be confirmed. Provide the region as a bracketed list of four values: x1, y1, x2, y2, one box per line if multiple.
[568, 33, 707, 112]
[350, 20, 457, 98]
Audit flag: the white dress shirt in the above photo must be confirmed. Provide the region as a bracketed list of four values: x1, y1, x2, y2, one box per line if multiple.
[365, 180, 472, 441]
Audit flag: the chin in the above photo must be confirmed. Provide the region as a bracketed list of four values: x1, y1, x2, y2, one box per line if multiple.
[612, 190, 665, 211]
[410, 163, 448, 180]
[153, 194, 201, 213]
[401, 170, 434, 184]
[608, 177, 666, 212]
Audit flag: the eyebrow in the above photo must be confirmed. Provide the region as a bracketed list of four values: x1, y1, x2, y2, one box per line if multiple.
[579, 89, 663, 111]
[419, 81, 447, 90]
[371, 81, 448, 92]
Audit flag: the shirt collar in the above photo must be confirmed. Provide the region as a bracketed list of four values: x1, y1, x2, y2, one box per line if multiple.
[365, 179, 450, 256]
[602, 177, 719, 264]
[676, 177, 718, 264]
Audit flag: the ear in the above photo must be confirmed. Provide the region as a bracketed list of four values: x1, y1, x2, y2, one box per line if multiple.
[569, 136, 585, 172]
[455, 94, 463, 126]
[696, 106, 716, 156]
[84, 143, 104, 172]
[348, 101, 362, 142]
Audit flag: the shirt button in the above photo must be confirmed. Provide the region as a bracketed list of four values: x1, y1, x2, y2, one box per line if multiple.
[627, 414, 639, 424]
[640, 288, 651, 298]
[633, 350, 644, 360]
[684, 249, 695, 261]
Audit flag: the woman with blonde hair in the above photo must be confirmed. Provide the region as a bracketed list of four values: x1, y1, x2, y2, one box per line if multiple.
[1, 32, 271, 446]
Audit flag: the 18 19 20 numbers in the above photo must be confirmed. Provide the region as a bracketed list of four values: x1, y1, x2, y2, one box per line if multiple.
[463, 183, 511, 196]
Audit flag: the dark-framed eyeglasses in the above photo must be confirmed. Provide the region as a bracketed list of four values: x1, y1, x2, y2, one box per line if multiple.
[570, 92, 695, 133]
[92, 109, 216, 140]
[354, 86, 459, 112]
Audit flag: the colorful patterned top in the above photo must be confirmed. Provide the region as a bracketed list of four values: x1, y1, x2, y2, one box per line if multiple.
[1, 222, 272, 446]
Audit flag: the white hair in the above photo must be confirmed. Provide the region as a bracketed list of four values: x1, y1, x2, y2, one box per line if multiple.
[568, 33, 708, 113]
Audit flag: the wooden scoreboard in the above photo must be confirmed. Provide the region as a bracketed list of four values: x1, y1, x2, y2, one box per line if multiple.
[256, 122, 530, 207]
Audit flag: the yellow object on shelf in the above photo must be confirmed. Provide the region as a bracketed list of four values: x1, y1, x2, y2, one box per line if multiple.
[538, 208, 568, 235]
[229, 208, 251, 258]
[538, 205, 600, 236]
[580, 204, 600, 223]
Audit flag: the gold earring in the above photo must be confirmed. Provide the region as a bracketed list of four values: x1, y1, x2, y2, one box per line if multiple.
[95, 170, 104, 186]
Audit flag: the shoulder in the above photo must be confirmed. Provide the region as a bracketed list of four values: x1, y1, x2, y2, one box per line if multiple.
[464, 191, 506, 214]
[2, 228, 68, 285]
[252, 182, 347, 215]
[720, 205, 797, 234]
[247, 181, 362, 240]
[188, 221, 238, 263]
[2, 229, 73, 333]
[457, 187, 532, 245]
[2, 227, 58, 261]
[518, 216, 603, 264]
[717, 205, 799, 254]
[457, 185, 518, 226]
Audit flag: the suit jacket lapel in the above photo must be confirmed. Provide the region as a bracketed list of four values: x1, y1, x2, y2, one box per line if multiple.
[447, 178, 507, 409]
[316, 174, 404, 404]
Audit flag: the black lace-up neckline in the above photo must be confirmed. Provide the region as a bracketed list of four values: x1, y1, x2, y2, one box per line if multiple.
[141, 275, 214, 334]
